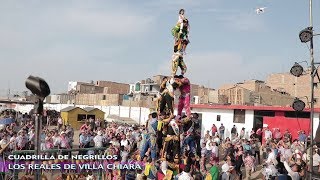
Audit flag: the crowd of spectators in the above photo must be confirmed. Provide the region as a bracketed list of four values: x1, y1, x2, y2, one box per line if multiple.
[0, 109, 320, 180]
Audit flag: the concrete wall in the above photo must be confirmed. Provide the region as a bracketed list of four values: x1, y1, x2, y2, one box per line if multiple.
[96, 81, 130, 94]
[5, 103, 320, 138]
[266, 70, 320, 107]
[191, 108, 254, 139]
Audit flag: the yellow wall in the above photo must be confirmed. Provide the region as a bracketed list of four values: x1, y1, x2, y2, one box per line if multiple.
[86, 109, 105, 127]
[61, 108, 87, 129]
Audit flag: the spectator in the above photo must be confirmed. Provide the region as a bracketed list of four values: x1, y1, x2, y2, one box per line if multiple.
[243, 152, 255, 180]
[219, 123, 225, 140]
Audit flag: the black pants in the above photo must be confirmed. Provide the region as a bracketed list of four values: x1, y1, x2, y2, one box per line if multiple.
[159, 94, 174, 114]
[194, 135, 201, 156]
[254, 150, 261, 164]
[157, 131, 163, 156]
[165, 139, 180, 162]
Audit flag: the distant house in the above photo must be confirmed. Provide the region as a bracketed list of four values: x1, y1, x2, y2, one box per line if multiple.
[60, 106, 87, 129]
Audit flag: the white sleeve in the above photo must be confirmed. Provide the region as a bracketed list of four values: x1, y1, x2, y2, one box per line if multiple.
[283, 161, 295, 177]
[178, 15, 184, 23]
[178, 15, 184, 30]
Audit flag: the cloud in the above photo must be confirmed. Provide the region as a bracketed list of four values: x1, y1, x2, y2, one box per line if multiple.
[216, 12, 267, 32]
[62, 9, 153, 38]
[157, 51, 285, 88]
[0, 1, 156, 94]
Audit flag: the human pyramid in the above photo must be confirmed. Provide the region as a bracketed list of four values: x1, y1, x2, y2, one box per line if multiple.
[139, 9, 201, 179]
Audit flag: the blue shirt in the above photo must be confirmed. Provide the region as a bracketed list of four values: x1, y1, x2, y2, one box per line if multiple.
[80, 134, 90, 145]
[299, 134, 307, 142]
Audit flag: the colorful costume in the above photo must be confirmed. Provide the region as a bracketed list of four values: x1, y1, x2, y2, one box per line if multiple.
[181, 117, 196, 156]
[158, 79, 175, 115]
[171, 53, 187, 76]
[171, 10, 190, 54]
[163, 119, 180, 163]
[177, 77, 191, 117]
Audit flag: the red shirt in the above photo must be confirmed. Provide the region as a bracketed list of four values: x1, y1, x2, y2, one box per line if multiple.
[212, 126, 217, 134]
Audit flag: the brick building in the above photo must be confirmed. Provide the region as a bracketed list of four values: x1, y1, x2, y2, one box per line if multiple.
[218, 80, 295, 106]
[266, 69, 320, 107]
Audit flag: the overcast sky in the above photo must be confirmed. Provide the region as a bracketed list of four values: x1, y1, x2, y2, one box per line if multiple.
[0, 0, 319, 95]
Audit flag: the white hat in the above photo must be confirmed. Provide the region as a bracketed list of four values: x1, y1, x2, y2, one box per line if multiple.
[97, 131, 102, 136]
[222, 163, 230, 173]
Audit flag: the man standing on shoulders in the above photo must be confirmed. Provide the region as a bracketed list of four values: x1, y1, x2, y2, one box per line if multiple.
[175, 75, 191, 118]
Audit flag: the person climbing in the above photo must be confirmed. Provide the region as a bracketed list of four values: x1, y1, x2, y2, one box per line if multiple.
[174, 75, 191, 118]
[171, 53, 187, 77]
[157, 77, 175, 115]
[172, 9, 190, 54]
[140, 112, 158, 162]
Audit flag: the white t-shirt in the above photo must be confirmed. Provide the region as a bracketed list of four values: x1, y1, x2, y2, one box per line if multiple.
[52, 136, 61, 147]
[178, 15, 185, 24]
[120, 139, 129, 147]
[264, 130, 272, 139]
[266, 152, 276, 164]
[58, 118, 63, 125]
[206, 141, 213, 151]
[93, 135, 104, 148]
[313, 153, 320, 167]
[166, 79, 174, 94]
[211, 146, 219, 157]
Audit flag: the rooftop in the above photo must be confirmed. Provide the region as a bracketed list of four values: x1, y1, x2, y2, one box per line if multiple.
[190, 104, 320, 113]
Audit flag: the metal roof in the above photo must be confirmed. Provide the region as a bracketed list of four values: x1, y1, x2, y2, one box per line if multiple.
[83, 107, 104, 112]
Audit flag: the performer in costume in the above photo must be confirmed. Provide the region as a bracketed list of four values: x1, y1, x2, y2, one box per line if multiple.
[163, 116, 180, 164]
[192, 113, 202, 156]
[172, 9, 190, 54]
[171, 53, 187, 77]
[179, 115, 196, 156]
[158, 77, 175, 115]
[140, 112, 158, 162]
[158, 112, 174, 159]
[175, 75, 191, 118]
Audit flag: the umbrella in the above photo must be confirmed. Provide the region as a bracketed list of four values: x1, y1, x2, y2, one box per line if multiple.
[0, 118, 15, 125]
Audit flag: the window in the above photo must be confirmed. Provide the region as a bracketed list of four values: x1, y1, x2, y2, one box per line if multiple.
[284, 111, 310, 118]
[102, 95, 106, 100]
[217, 115, 221, 121]
[87, 115, 96, 120]
[135, 82, 141, 91]
[77, 114, 86, 121]
[233, 109, 245, 123]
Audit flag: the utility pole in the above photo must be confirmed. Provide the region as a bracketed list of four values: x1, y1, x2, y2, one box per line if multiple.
[309, 0, 315, 179]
